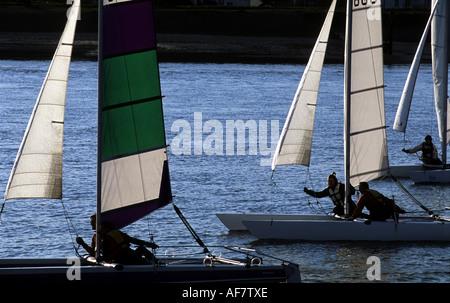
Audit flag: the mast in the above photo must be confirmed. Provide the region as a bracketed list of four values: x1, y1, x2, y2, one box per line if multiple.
[344, 0, 352, 216]
[441, 1, 448, 167]
[96, 0, 104, 261]
[442, 1, 447, 167]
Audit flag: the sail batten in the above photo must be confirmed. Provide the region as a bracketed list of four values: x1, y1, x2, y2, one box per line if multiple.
[99, 0, 172, 229]
[3, 0, 80, 202]
[272, 0, 336, 170]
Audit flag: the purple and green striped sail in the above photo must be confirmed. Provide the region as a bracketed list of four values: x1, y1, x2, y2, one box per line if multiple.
[99, 0, 172, 229]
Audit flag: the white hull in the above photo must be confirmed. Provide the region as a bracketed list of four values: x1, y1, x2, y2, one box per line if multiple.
[389, 165, 428, 178]
[409, 168, 450, 183]
[242, 215, 450, 241]
[216, 213, 324, 231]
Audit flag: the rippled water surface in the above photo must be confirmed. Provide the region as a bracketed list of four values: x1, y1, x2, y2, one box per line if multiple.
[0, 60, 449, 282]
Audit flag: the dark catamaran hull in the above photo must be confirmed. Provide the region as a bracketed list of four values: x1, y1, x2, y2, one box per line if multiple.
[0, 257, 300, 283]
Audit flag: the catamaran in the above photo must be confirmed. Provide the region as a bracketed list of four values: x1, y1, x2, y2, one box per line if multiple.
[217, 0, 450, 241]
[390, 0, 450, 183]
[0, 0, 300, 283]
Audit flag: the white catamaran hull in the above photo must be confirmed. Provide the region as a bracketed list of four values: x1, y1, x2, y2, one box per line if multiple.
[389, 165, 430, 178]
[242, 215, 450, 241]
[389, 165, 450, 183]
[216, 213, 325, 231]
[408, 169, 450, 183]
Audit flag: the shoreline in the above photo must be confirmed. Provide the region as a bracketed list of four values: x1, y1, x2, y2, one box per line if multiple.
[0, 31, 429, 64]
[0, 5, 434, 64]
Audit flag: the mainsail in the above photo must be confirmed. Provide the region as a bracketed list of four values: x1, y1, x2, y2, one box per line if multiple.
[431, 0, 449, 156]
[345, 0, 388, 187]
[271, 0, 336, 170]
[393, 1, 439, 133]
[3, 0, 80, 201]
[99, 0, 172, 229]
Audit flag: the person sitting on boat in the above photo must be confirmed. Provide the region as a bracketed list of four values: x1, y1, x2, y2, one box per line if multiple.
[75, 213, 97, 257]
[352, 182, 406, 221]
[402, 135, 442, 165]
[99, 221, 159, 265]
[303, 172, 356, 216]
[76, 215, 158, 264]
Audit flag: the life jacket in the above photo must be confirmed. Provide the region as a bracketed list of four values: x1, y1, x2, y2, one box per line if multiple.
[328, 183, 344, 207]
[421, 142, 434, 159]
[365, 189, 395, 211]
[366, 189, 384, 204]
[102, 230, 131, 262]
[106, 230, 130, 250]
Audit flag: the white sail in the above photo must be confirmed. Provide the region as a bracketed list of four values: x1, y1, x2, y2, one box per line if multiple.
[271, 0, 336, 170]
[393, 1, 439, 133]
[4, 0, 80, 201]
[431, 0, 449, 150]
[346, 0, 388, 186]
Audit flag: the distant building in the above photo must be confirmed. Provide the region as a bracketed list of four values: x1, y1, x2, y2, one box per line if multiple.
[222, 0, 263, 6]
[214, 0, 432, 8]
[196, 0, 432, 8]
[384, 0, 431, 8]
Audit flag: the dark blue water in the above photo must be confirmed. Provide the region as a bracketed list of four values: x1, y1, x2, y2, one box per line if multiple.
[0, 60, 448, 282]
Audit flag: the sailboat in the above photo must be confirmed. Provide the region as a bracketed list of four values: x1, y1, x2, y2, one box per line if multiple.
[217, 0, 337, 232]
[390, 0, 450, 183]
[217, 0, 450, 241]
[0, 0, 300, 283]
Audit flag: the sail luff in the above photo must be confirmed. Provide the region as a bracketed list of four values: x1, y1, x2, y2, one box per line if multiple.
[271, 0, 336, 171]
[4, 0, 80, 202]
[347, 0, 388, 186]
[393, 1, 439, 133]
[99, 0, 172, 229]
[431, 0, 448, 165]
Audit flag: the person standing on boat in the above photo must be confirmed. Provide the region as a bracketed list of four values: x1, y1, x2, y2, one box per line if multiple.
[402, 135, 442, 165]
[352, 182, 405, 221]
[303, 172, 356, 216]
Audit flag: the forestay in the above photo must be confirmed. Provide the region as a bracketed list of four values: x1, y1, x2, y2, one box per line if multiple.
[4, 0, 80, 201]
[271, 0, 336, 170]
[99, 0, 172, 229]
[346, 0, 389, 186]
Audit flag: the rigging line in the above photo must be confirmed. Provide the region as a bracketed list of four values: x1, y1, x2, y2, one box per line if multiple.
[305, 167, 330, 216]
[144, 213, 157, 250]
[389, 173, 434, 216]
[173, 203, 210, 255]
[304, 167, 316, 213]
[0, 200, 5, 214]
[59, 198, 81, 255]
